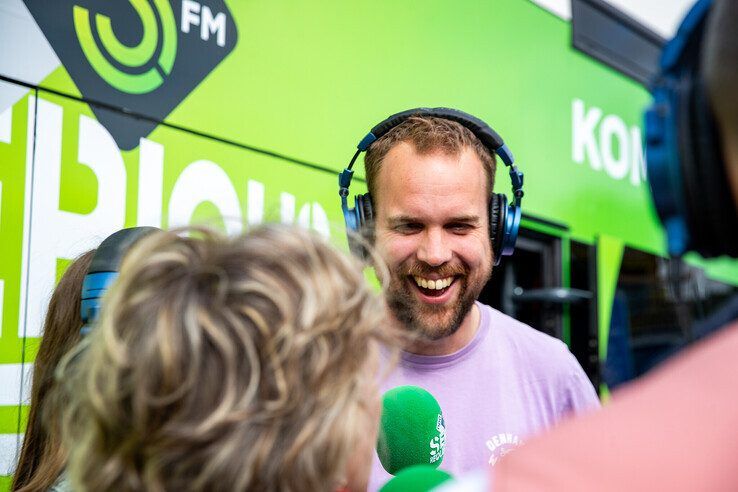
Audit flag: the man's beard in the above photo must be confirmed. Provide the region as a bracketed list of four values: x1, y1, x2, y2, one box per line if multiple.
[386, 261, 490, 341]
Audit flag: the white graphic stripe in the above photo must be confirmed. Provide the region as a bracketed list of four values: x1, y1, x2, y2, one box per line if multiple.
[0, 364, 33, 406]
[0, 434, 22, 476]
[18, 96, 37, 338]
[0, 105, 11, 144]
[137, 138, 164, 228]
[0, 279, 4, 337]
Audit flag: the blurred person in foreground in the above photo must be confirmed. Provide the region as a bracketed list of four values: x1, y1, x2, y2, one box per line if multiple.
[489, 0, 738, 490]
[57, 225, 394, 492]
[12, 250, 95, 492]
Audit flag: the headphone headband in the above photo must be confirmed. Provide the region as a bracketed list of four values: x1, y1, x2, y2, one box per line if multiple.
[355, 107, 515, 167]
[369, 107, 505, 150]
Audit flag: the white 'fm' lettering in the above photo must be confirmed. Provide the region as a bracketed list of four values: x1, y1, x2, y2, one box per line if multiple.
[181, 0, 227, 47]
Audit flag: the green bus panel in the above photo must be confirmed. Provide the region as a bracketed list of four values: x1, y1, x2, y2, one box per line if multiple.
[21, 0, 666, 251]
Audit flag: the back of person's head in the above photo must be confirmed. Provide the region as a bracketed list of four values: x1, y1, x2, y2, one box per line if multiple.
[12, 250, 95, 492]
[703, 0, 738, 208]
[60, 225, 391, 492]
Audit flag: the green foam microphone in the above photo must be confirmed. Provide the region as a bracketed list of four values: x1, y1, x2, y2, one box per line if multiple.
[377, 385, 447, 475]
[379, 464, 454, 492]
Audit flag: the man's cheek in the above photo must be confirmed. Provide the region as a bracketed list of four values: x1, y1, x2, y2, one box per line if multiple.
[458, 239, 491, 266]
[375, 236, 397, 263]
[384, 242, 416, 267]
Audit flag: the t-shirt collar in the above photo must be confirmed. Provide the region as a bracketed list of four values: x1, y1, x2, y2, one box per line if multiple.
[399, 301, 490, 368]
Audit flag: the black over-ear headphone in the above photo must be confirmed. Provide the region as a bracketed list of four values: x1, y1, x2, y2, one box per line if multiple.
[80, 226, 160, 335]
[645, 0, 738, 258]
[339, 107, 524, 265]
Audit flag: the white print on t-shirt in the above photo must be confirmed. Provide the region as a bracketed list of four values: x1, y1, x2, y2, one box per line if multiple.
[430, 414, 447, 463]
[486, 433, 523, 466]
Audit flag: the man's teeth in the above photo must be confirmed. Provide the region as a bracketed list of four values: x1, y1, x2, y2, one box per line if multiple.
[413, 276, 454, 290]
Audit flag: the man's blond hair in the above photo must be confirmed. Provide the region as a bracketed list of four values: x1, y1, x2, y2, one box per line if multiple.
[59, 225, 392, 491]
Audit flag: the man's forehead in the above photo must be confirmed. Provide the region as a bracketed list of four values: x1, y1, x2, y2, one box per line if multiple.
[374, 144, 487, 200]
[379, 175, 488, 225]
[384, 141, 479, 172]
[382, 141, 477, 167]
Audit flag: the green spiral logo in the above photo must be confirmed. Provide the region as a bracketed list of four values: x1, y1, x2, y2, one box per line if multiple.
[73, 0, 177, 94]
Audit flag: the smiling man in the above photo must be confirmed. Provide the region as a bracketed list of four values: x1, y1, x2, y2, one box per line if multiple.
[355, 110, 600, 489]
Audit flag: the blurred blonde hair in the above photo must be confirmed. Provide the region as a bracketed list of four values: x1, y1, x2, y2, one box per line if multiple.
[59, 225, 393, 492]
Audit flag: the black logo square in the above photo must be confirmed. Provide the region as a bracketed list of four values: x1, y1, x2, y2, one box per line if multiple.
[24, 0, 238, 150]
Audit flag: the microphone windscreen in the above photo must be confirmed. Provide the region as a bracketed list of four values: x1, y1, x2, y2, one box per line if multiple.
[377, 385, 446, 475]
[378, 464, 453, 492]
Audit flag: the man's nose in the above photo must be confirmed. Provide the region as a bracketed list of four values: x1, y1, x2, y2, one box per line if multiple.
[417, 229, 452, 266]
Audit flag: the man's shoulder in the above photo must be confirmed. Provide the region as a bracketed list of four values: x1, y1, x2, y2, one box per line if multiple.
[477, 303, 599, 414]
[478, 303, 575, 368]
[479, 303, 569, 352]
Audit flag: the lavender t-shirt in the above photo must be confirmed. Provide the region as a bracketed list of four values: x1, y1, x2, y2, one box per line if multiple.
[369, 302, 600, 491]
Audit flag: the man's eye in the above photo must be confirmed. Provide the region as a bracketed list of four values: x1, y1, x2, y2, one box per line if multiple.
[448, 223, 473, 234]
[395, 223, 422, 233]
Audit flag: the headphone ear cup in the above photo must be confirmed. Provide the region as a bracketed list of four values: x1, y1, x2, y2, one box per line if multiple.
[360, 193, 375, 257]
[348, 193, 374, 261]
[80, 226, 160, 335]
[360, 193, 374, 228]
[489, 194, 506, 265]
